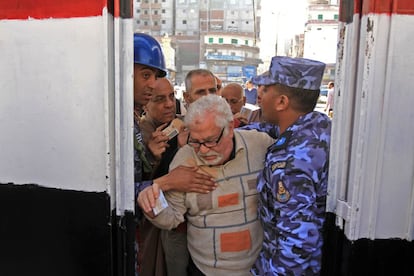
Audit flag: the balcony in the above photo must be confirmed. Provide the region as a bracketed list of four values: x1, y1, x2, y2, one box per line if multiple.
[205, 54, 245, 62]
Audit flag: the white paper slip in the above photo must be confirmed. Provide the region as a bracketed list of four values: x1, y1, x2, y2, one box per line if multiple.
[152, 190, 169, 216]
[162, 118, 184, 140]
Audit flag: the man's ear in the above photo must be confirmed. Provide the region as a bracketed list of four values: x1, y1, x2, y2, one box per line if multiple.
[183, 91, 190, 103]
[227, 121, 235, 137]
[275, 94, 289, 111]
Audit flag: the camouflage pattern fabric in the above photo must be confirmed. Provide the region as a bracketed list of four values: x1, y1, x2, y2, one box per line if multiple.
[251, 56, 325, 90]
[252, 111, 331, 276]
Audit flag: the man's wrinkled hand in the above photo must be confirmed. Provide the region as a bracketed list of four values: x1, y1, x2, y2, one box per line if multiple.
[137, 183, 161, 218]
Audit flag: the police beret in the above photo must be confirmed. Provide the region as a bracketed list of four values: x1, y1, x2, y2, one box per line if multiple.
[252, 56, 326, 90]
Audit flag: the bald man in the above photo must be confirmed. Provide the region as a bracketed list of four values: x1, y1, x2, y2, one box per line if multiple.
[221, 83, 248, 127]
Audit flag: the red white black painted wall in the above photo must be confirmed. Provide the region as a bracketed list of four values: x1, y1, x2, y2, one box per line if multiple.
[2, 0, 414, 275]
[0, 1, 135, 275]
[323, 0, 414, 275]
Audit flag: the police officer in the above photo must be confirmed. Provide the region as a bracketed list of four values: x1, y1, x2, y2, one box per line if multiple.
[251, 56, 331, 275]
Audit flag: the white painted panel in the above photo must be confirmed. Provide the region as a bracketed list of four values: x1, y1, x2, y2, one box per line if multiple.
[0, 17, 111, 192]
[327, 14, 361, 228]
[113, 16, 135, 214]
[373, 14, 414, 240]
[329, 12, 414, 241]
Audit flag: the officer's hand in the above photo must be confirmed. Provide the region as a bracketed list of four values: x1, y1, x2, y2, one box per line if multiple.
[156, 166, 217, 193]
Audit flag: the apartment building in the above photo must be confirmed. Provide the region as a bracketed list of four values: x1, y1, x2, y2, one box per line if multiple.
[134, 0, 262, 84]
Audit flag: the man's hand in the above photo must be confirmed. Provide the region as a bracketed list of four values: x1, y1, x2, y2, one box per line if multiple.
[177, 127, 189, 148]
[137, 183, 161, 219]
[157, 166, 217, 193]
[147, 123, 169, 160]
[234, 113, 248, 125]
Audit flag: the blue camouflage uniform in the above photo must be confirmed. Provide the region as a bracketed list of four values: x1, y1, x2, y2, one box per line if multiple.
[252, 111, 331, 276]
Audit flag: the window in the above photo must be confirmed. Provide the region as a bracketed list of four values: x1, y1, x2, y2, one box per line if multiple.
[144, 21, 148, 26]
[136, 9, 140, 13]
[334, 14, 339, 20]
[154, 21, 158, 26]
[162, 20, 165, 24]
[183, 20, 187, 24]
[245, 21, 249, 24]
[218, 38, 223, 43]
[144, 10, 148, 15]
[318, 14, 323, 20]
[245, 40, 248, 45]
[209, 37, 214, 43]
[137, 20, 140, 24]
[154, 10, 158, 15]
[162, 9, 166, 13]
[231, 39, 238, 44]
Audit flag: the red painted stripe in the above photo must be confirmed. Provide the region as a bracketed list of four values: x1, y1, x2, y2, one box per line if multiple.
[362, 0, 414, 15]
[355, 0, 362, 15]
[0, 0, 107, 20]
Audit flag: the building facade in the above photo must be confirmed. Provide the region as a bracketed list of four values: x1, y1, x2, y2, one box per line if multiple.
[303, 0, 339, 83]
[133, 0, 261, 84]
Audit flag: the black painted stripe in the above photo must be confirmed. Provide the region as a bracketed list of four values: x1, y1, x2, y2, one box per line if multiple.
[0, 183, 112, 276]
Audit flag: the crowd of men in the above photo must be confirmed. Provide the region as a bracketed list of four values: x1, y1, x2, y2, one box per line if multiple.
[133, 33, 331, 276]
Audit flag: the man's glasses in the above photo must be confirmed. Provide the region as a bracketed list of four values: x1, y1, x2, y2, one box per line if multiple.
[187, 128, 225, 149]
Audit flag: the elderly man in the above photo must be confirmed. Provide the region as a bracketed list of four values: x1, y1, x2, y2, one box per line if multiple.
[140, 78, 177, 164]
[141, 72, 219, 275]
[220, 83, 248, 127]
[251, 56, 331, 275]
[138, 95, 275, 275]
[183, 69, 218, 105]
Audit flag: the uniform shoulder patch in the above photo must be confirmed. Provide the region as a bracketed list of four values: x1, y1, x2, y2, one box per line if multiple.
[272, 131, 292, 151]
[276, 180, 290, 203]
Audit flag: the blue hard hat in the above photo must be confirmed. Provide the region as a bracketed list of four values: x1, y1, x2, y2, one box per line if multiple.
[134, 33, 167, 77]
